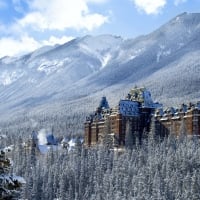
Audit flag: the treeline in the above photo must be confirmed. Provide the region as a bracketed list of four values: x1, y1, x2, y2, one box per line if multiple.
[0, 110, 87, 145]
[10, 134, 200, 200]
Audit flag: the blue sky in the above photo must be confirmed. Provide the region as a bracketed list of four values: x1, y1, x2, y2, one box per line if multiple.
[0, 0, 199, 57]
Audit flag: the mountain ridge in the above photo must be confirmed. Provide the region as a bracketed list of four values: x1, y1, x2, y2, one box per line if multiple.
[0, 12, 199, 118]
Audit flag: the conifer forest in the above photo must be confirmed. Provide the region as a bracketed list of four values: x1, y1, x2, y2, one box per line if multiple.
[1, 112, 200, 200]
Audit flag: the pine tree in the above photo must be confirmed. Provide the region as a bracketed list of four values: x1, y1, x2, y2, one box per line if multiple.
[191, 170, 200, 200]
[0, 150, 25, 199]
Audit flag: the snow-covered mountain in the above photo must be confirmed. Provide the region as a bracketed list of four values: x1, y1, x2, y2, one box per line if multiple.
[0, 12, 200, 117]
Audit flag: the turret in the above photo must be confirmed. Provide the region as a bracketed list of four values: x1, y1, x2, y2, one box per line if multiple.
[99, 96, 109, 110]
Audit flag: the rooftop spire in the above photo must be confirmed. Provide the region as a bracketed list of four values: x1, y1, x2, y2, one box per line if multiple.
[99, 96, 109, 110]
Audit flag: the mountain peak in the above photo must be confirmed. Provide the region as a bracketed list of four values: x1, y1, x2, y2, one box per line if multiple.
[0, 13, 200, 116]
[171, 12, 200, 25]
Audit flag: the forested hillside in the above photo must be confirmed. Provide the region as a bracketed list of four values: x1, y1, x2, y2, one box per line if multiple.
[3, 134, 200, 200]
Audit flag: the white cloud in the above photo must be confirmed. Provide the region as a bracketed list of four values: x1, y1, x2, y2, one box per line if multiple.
[86, 0, 109, 3]
[132, 0, 166, 15]
[174, 0, 187, 6]
[0, 0, 109, 57]
[0, 36, 40, 58]
[18, 0, 108, 31]
[0, 35, 75, 58]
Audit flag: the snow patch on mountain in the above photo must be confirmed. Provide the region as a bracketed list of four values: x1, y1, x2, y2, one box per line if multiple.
[128, 48, 145, 61]
[0, 70, 24, 86]
[28, 78, 37, 84]
[37, 58, 70, 75]
[118, 47, 145, 63]
[157, 49, 171, 62]
[101, 53, 111, 68]
[78, 43, 93, 54]
[79, 35, 123, 52]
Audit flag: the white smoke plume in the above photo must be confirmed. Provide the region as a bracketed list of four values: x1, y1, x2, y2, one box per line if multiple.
[38, 129, 47, 145]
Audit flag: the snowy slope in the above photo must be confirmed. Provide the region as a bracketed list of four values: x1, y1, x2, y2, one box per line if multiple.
[0, 12, 200, 117]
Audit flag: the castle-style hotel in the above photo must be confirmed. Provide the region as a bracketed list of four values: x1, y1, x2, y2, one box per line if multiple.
[84, 87, 200, 147]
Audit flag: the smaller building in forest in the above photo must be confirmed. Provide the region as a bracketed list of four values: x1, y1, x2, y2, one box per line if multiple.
[84, 87, 200, 148]
[25, 130, 58, 154]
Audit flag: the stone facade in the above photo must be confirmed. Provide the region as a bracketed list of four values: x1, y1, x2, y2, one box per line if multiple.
[84, 87, 161, 147]
[84, 87, 200, 147]
[155, 103, 200, 137]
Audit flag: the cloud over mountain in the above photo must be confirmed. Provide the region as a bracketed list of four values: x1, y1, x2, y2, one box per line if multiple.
[19, 0, 109, 31]
[131, 0, 166, 15]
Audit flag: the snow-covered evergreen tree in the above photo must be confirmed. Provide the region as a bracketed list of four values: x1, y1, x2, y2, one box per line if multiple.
[0, 150, 25, 199]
